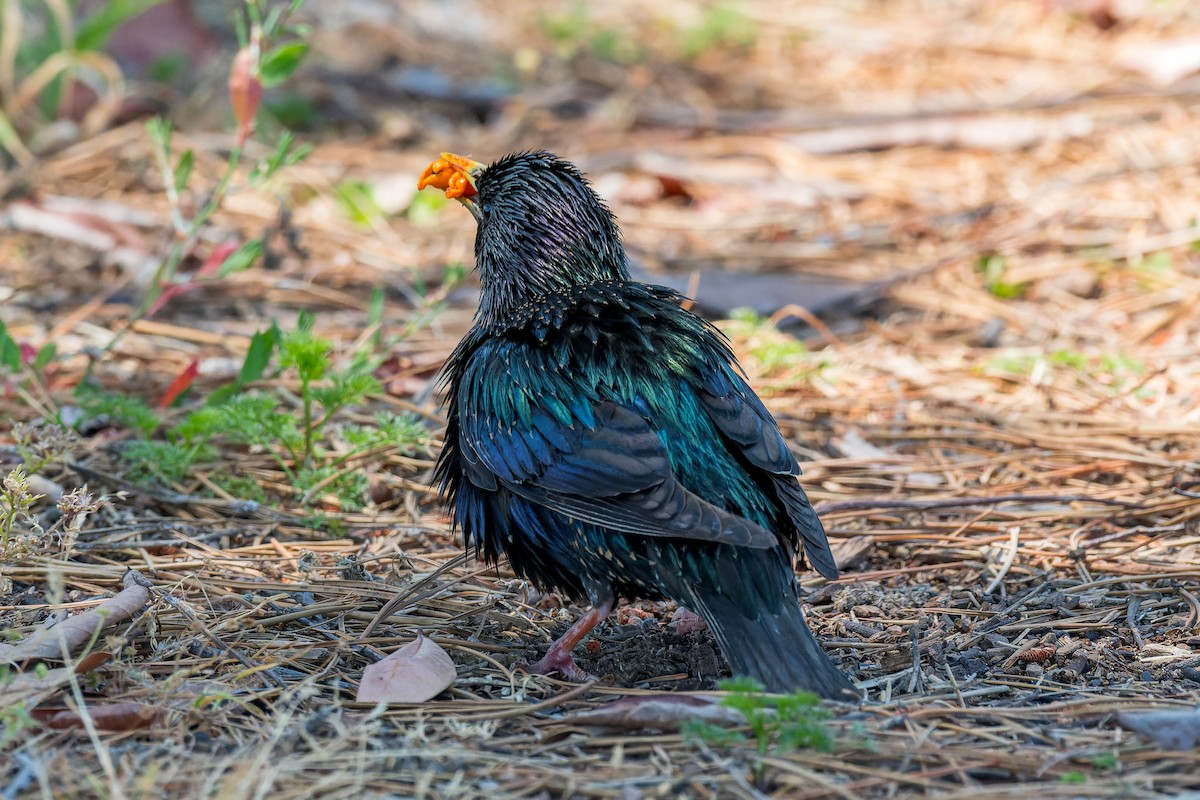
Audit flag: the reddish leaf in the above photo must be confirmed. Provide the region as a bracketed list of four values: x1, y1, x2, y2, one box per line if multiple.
[74, 651, 112, 674]
[145, 282, 196, 318]
[655, 174, 693, 201]
[229, 37, 263, 146]
[32, 703, 161, 732]
[197, 241, 240, 277]
[356, 633, 456, 704]
[157, 359, 199, 409]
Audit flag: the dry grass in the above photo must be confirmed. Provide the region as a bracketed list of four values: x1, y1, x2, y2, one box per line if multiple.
[3, 1, 1200, 797]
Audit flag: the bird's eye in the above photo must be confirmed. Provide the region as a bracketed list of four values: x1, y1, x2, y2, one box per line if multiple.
[479, 200, 492, 216]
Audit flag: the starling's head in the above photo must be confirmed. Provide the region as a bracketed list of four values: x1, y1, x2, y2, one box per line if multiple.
[419, 150, 628, 325]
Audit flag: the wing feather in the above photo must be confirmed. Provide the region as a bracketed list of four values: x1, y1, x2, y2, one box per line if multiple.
[461, 393, 777, 550]
[699, 365, 839, 578]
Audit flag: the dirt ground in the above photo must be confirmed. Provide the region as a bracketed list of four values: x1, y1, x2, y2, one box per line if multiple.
[3, 1, 1200, 797]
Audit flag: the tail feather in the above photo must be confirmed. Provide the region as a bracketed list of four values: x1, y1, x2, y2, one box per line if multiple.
[691, 593, 857, 699]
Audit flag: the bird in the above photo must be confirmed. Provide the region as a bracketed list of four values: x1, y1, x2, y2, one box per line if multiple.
[417, 150, 856, 698]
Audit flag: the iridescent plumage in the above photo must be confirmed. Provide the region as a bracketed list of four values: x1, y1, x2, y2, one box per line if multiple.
[429, 151, 854, 697]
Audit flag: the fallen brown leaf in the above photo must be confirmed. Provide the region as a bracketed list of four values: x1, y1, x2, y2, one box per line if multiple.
[0, 665, 84, 710]
[355, 633, 456, 704]
[570, 694, 743, 732]
[31, 702, 161, 732]
[0, 571, 150, 664]
[72, 651, 113, 674]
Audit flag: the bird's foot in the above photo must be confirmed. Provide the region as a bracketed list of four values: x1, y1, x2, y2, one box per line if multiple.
[517, 647, 597, 682]
[516, 596, 614, 683]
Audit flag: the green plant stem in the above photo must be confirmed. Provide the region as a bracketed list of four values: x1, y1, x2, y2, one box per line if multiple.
[151, 140, 245, 303]
[301, 375, 314, 468]
[0, 107, 33, 165]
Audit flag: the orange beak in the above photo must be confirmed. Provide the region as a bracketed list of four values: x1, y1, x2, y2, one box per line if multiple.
[418, 152, 486, 221]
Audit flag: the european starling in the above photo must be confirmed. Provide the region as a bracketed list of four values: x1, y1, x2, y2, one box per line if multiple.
[418, 151, 854, 698]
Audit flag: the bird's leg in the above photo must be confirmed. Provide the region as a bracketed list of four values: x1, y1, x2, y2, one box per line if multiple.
[522, 595, 615, 681]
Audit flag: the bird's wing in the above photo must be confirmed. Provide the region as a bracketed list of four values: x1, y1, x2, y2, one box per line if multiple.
[459, 392, 778, 550]
[698, 365, 839, 579]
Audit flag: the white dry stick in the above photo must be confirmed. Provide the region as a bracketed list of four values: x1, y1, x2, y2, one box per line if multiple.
[985, 526, 1022, 596]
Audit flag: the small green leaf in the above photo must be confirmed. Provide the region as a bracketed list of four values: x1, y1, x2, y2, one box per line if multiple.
[33, 343, 57, 372]
[311, 372, 380, 412]
[1136, 251, 1173, 275]
[174, 149, 195, 192]
[264, 94, 320, 131]
[719, 676, 766, 694]
[0, 321, 21, 370]
[680, 2, 757, 60]
[75, 388, 160, 436]
[260, 42, 309, 87]
[280, 317, 331, 384]
[369, 288, 385, 329]
[442, 262, 469, 288]
[205, 323, 279, 406]
[250, 132, 311, 184]
[334, 180, 384, 227]
[976, 253, 1028, 299]
[218, 239, 264, 277]
[121, 440, 199, 485]
[147, 54, 189, 83]
[145, 117, 171, 152]
[407, 189, 448, 226]
[210, 472, 267, 504]
[239, 325, 279, 385]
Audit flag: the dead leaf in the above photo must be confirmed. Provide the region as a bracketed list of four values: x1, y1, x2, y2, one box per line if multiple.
[0, 666, 83, 710]
[355, 634, 456, 704]
[73, 651, 113, 674]
[570, 694, 743, 731]
[0, 571, 150, 664]
[32, 702, 161, 732]
[1117, 706, 1200, 750]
